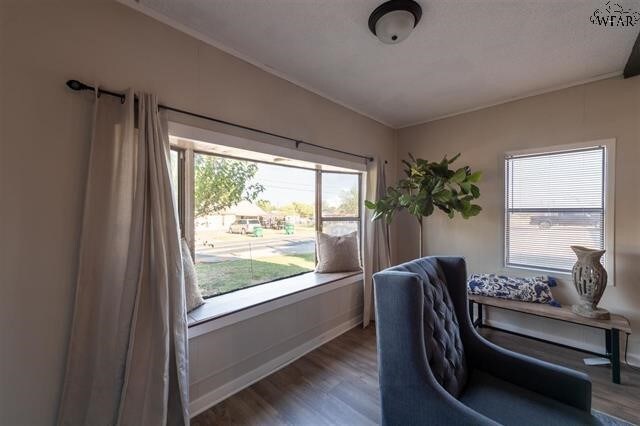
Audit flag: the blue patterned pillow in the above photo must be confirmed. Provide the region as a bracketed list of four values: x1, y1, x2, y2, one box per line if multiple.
[467, 274, 560, 307]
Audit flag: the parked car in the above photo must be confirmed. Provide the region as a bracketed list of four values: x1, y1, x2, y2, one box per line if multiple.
[228, 219, 262, 234]
[529, 213, 601, 228]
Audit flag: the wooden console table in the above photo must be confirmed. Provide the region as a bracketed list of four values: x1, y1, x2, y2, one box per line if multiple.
[468, 295, 632, 384]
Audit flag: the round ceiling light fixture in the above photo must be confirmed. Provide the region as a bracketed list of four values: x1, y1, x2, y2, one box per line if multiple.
[368, 0, 422, 44]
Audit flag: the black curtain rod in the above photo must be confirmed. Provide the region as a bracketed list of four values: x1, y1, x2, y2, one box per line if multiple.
[66, 80, 375, 163]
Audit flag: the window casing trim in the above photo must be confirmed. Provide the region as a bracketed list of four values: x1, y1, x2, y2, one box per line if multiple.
[169, 121, 366, 297]
[167, 120, 367, 172]
[502, 139, 616, 285]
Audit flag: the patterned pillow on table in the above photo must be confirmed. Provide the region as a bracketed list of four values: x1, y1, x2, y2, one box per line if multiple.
[467, 274, 560, 307]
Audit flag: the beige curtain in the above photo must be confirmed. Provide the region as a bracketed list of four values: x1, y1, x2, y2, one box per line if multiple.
[363, 159, 391, 327]
[57, 89, 189, 425]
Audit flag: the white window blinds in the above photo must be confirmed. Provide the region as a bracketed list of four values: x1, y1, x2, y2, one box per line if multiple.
[505, 146, 606, 272]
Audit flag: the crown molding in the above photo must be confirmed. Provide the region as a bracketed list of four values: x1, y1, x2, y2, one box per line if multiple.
[397, 71, 623, 129]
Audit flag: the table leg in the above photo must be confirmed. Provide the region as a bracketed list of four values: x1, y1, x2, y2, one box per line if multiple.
[610, 329, 620, 384]
[605, 329, 612, 355]
[468, 300, 474, 323]
[477, 303, 483, 328]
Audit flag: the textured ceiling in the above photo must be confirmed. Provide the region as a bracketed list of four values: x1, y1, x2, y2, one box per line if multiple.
[126, 0, 638, 128]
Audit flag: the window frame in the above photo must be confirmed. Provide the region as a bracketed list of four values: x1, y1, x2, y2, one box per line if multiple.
[502, 139, 615, 283]
[170, 147, 186, 236]
[170, 141, 365, 297]
[318, 170, 363, 239]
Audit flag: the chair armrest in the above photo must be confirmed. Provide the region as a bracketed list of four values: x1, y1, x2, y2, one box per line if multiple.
[434, 257, 592, 412]
[466, 333, 592, 411]
[373, 271, 498, 426]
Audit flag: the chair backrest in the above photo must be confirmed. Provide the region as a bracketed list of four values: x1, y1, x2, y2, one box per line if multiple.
[386, 257, 468, 397]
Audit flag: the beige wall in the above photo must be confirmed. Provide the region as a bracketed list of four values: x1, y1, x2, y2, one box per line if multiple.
[0, 1, 396, 425]
[397, 76, 640, 362]
[188, 281, 363, 416]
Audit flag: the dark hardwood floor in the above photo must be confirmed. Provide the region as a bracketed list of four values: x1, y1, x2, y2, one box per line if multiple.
[192, 326, 640, 425]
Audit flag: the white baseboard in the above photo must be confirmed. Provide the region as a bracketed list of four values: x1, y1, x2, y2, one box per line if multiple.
[485, 318, 640, 366]
[189, 315, 362, 417]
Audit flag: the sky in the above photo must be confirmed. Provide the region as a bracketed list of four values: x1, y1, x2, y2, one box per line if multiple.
[252, 163, 358, 207]
[253, 163, 315, 205]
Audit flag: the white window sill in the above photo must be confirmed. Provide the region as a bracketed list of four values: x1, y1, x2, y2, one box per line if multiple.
[187, 271, 363, 339]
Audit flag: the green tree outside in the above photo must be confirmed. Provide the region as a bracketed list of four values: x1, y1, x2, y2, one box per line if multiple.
[256, 199, 276, 213]
[194, 155, 265, 218]
[281, 202, 314, 218]
[337, 186, 358, 215]
[322, 186, 359, 216]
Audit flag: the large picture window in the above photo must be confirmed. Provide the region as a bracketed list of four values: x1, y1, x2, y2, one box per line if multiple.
[504, 143, 613, 273]
[170, 138, 363, 298]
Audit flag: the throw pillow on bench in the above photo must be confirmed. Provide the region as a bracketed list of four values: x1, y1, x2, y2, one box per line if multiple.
[467, 274, 560, 307]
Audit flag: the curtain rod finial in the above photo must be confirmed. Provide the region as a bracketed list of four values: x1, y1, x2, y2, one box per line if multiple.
[66, 79, 89, 91]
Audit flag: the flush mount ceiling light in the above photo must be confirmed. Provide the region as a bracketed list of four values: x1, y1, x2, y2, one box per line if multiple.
[368, 0, 422, 44]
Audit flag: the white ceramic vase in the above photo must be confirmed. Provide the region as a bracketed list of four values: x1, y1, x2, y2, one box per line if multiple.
[571, 245, 609, 319]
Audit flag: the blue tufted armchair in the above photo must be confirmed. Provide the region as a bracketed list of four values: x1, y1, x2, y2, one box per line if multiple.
[373, 257, 599, 426]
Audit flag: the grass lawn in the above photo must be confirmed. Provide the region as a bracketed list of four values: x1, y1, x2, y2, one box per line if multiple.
[196, 252, 315, 297]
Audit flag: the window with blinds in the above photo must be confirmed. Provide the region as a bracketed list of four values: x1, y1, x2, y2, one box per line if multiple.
[505, 146, 607, 272]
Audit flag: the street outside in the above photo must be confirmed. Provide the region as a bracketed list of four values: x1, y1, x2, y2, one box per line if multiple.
[194, 226, 316, 297]
[195, 228, 315, 263]
[508, 214, 602, 270]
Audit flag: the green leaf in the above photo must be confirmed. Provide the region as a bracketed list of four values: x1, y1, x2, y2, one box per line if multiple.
[433, 189, 452, 203]
[467, 204, 482, 216]
[450, 168, 466, 184]
[448, 153, 461, 164]
[422, 199, 435, 217]
[459, 182, 471, 194]
[467, 171, 482, 183]
[364, 200, 376, 210]
[470, 184, 480, 198]
[399, 195, 411, 207]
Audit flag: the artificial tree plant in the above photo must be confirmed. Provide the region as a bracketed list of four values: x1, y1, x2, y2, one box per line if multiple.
[365, 153, 482, 257]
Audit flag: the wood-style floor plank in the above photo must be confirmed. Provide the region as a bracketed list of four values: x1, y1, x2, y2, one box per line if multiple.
[192, 326, 640, 425]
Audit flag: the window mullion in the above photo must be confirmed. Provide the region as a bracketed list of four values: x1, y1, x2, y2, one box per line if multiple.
[184, 148, 195, 257]
[315, 169, 322, 233]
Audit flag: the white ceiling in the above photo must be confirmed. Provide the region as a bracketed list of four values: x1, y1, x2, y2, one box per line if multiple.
[126, 0, 638, 128]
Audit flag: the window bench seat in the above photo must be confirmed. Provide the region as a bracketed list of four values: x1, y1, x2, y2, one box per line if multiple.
[187, 271, 363, 338]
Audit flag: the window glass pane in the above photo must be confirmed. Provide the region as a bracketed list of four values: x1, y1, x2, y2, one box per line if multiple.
[322, 173, 359, 217]
[508, 149, 603, 209]
[194, 153, 316, 297]
[507, 212, 603, 271]
[505, 147, 605, 272]
[169, 149, 179, 209]
[322, 221, 359, 236]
